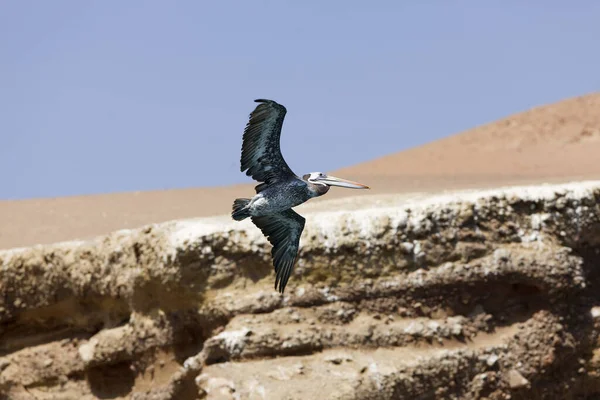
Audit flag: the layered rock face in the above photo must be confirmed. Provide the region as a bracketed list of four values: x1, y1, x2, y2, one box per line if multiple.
[1, 181, 600, 399]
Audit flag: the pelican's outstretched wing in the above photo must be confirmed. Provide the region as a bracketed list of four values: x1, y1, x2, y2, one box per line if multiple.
[251, 208, 305, 293]
[241, 99, 297, 191]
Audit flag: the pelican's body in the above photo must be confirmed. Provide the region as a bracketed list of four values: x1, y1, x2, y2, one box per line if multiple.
[232, 99, 369, 293]
[245, 174, 328, 216]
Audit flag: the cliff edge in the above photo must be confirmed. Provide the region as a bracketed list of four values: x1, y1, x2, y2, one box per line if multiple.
[2, 181, 600, 399]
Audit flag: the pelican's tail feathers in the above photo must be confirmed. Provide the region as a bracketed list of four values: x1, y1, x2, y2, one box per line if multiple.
[232, 198, 251, 221]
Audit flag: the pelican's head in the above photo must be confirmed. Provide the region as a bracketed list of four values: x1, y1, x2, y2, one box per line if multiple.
[303, 172, 370, 190]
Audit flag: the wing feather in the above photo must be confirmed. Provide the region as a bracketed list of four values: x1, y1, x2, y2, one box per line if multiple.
[251, 208, 306, 293]
[241, 99, 297, 191]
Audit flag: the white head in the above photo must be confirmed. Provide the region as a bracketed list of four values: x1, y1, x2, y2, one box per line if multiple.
[303, 172, 370, 189]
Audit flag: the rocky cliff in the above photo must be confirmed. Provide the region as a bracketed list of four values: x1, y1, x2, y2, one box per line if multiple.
[1, 181, 600, 399]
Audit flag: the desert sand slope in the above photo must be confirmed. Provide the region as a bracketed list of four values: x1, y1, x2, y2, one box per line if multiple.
[1, 92, 599, 249]
[1, 180, 600, 399]
[337, 92, 600, 189]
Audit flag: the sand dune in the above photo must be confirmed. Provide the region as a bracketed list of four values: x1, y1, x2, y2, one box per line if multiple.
[1, 92, 599, 250]
[339, 92, 600, 181]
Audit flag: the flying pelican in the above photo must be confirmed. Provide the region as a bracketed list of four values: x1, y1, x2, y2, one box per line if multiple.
[232, 99, 370, 293]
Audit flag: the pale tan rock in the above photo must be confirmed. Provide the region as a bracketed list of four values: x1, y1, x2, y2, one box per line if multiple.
[507, 369, 530, 389]
[0, 181, 600, 399]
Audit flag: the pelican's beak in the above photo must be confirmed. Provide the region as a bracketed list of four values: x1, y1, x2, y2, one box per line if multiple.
[318, 175, 370, 189]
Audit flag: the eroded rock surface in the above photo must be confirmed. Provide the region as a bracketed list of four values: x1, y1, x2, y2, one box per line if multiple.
[1, 181, 600, 399]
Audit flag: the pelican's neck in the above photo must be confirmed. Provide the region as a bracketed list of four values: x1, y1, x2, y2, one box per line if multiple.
[307, 181, 330, 198]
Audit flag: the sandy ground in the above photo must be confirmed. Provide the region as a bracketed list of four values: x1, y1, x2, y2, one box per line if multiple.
[1, 92, 599, 250]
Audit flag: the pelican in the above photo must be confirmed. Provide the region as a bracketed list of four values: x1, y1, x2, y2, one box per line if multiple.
[232, 99, 370, 293]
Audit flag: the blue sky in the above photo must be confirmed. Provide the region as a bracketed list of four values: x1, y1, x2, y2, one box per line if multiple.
[2, 1, 599, 200]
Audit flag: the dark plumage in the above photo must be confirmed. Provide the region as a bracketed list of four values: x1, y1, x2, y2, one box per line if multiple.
[251, 209, 305, 292]
[240, 99, 295, 189]
[232, 99, 370, 293]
